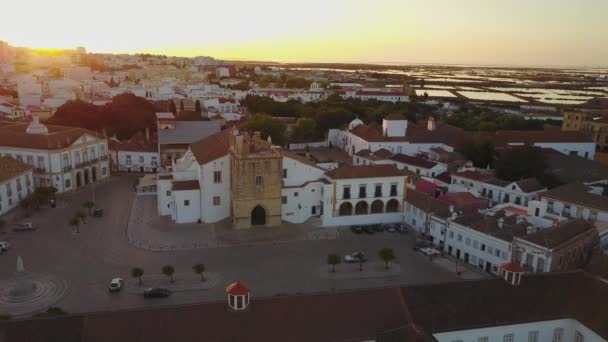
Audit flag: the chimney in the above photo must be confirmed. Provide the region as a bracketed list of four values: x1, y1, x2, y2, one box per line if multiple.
[427, 116, 436, 131]
[498, 218, 504, 229]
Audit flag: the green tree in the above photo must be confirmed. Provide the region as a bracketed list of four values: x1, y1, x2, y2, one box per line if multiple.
[461, 140, 496, 168]
[192, 263, 206, 281]
[290, 117, 318, 143]
[162, 265, 175, 283]
[495, 145, 546, 181]
[240, 114, 287, 146]
[83, 201, 95, 215]
[379, 247, 396, 270]
[326, 254, 341, 273]
[75, 210, 87, 224]
[131, 267, 144, 286]
[68, 216, 80, 234]
[195, 99, 201, 114]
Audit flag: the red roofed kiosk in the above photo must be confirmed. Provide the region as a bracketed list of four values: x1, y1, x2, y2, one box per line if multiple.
[500, 262, 524, 286]
[226, 281, 250, 311]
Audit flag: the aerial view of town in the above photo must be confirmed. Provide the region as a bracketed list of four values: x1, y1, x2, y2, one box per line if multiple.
[0, 1, 607, 341]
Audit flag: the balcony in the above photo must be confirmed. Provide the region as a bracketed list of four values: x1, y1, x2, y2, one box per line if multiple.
[75, 158, 100, 168]
[62, 165, 73, 172]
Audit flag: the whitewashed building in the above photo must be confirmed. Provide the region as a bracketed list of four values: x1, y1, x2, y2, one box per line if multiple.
[0, 117, 110, 193]
[0, 156, 34, 215]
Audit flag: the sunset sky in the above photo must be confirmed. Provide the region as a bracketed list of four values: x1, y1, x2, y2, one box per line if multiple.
[4, 0, 608, 66]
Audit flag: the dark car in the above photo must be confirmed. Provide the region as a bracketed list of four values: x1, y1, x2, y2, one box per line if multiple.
[362, 225, 375, 234]
[143, 288, 171, 298]
[396, 224, 408, 234]
[350, 225, 364, 234]
[373, 224, 384, 233]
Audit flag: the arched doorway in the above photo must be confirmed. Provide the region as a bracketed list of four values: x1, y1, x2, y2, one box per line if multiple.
[371, 200, 384, 214]
[92, 167, 97, 182]
[251, 205, 266, 226]
[76, 172, 82, 188]
[386, 199, 400, 213]
[84, 169, 90, 185]
[338, 202, 353, 216]
[355, 201, 369, 215]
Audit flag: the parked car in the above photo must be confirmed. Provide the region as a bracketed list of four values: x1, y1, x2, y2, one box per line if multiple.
[143, 287, 171, 298]
[385, 224, 397, 233]
[372, 224, 384, 233]
[0, 241, 11, 252]
[396, 224, 408, 234]
[108, 278, 124, 292]
[344, 251, 368, 263]
[420, 247, 441, 257]
[13, 223, 35, 232]
[413, 239, 430, 251]
[350, 225, 363, 234]
[362, 225, 375, 234]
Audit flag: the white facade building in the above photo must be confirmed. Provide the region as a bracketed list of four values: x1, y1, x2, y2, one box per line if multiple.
[0, 156, 34, 216]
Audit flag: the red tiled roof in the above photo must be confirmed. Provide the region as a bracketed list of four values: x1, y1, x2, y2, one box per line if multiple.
[415, 181, 437, 194]
[226, 281, 250, 295]
[171, 180, 200, 191]
[500, 262, 524, 273]
[391, 153, 437, 169]
[190, 129, 232, 165]
[438, 192, 489, 212]
[0, 121, 105, 150]
[0, 156, 32, 183]
[453, 170, 493, 182]
[219, 98, 236, 104]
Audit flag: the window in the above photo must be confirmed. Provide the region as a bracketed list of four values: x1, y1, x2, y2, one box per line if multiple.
[126, 155, 132, 165]
[465, 237, 471, 246]
[503, 334, 514, 342]
[478, 338, 488, 342]
[294, 192, 299, 197]
[390, 184, 397, 196]
[375, 184, 382, 197]
[184, 200, 190, 206]
[488, 246, 494, 255]
[151, 156, 158, 167]
[166, 191, 171, 196]
[529, 331, 538, 342]
[359, 185, 367, 198]
[101, 167, 107, 176]
[574, 331, 584, 342]
[213, 196, 220, 206]
[343, 186, 351, 199]
[283, 168, 287, 178]
[213, 171, 222, 183]
[552, 328, 563, 342]
[282, 196, 287, 204]
[65, 179, 71, 189]
[448, 231, 454, 239]
[139, 156, 144, 163]
[481, 244, 486, 251]
[255, 175, 263, 187]
[457, 234, 462, 242]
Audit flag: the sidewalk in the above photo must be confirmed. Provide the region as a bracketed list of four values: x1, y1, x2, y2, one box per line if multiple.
[319, 262, 401, 280]
[122, 272, 221, 294]
[429, 255, 490, 280]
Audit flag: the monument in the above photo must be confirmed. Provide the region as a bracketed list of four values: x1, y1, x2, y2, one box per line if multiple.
[9, 256, 37, 297]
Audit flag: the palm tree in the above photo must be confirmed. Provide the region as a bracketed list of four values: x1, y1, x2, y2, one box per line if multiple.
[379, 247, 396, 270]
[83, 201, 95, 215]
[68, 216, 80, 234]
[75, 210, 87, 224]
[131, 267, 144, 286]
[192, 263, 206, 281]
[327, 254, 341, 273]
[162, 265, 175, 283]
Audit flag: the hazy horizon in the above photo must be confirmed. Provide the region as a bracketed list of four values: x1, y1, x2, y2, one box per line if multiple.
[4, 0, 608, 68]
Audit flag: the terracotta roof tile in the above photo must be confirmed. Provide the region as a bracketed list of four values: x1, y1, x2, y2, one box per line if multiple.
[0, 121, 105, 150]
[391, 154, 437, 169]
[189, 129, 232, 165]
[171, 180, 200, 191]
[521, 219, 595, 248]
[0, 156, 32, 183]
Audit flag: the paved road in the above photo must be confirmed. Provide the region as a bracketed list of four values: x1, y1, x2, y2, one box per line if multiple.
[0, 175, 460, 316]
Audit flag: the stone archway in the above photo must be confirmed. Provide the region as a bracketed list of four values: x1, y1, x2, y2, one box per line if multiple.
[76, 172, 82, 188]
[371, 200, 384, 214]
[338, 202, 353, 216]
[355, 201, 369, 215]
[386, 199, 400, 213]
[251, 205, 266, 226]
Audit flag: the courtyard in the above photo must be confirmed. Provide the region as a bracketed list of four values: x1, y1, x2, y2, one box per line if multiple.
[0, 175, 478, 318]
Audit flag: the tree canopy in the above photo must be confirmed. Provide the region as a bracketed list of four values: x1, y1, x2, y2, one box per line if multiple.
[445, 105, 547, 131]
[460, 140, 496, 168]
[495, 145, 547, 181]
[240, 114, 287, 146]
[50, 93, 160, 139]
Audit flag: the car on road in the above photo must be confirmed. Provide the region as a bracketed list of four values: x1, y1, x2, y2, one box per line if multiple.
[362, 225, 375, 234]
[420, 247, 441, 257]
[143, 287, 171, 298]
[343, 251, 368, 263]
[0, 241, 11, 252]
[372, 224, 384, 233]
[350, 225, 363, 234]
[108, 278, 123, 292]
[385, 224, 397, 233]
[413, 239, 431, 251]
[13, 222, 35, 232]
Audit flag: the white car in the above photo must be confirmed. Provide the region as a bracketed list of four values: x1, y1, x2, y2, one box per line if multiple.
[0, 241, 10, 252]
[108, 278, 124, 292]
[420, 247, 441, 257]
[344, 251, 367, 263]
